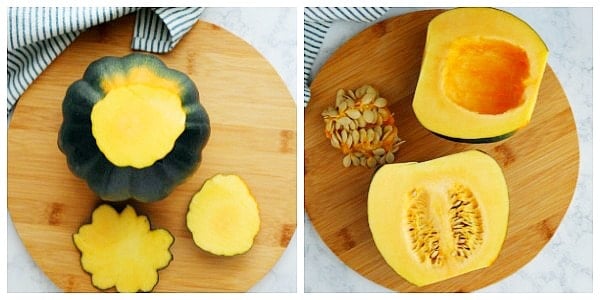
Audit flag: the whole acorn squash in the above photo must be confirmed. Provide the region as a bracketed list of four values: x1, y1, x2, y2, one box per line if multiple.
[58, 53, 210, 202]
[413, 8, 548, 143]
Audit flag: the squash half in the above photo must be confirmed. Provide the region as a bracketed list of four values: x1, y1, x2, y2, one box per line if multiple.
[413, 8, 548, 143]
[367, 150, 509, 286]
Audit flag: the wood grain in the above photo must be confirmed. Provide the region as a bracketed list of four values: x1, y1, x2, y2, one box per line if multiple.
[8, 15, 296, 292]
[304, 10, 579, 292]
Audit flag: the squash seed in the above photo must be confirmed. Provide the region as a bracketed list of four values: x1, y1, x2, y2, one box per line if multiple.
[361, 93, 375, 105]
[347, 89, 356, 99]
[336, 89, 346, 106]
[337, 101, 348, 114]
[341, 130, 348, 144]
[352, 130, 360, 144]
[354, 86, 365, 98]
[346, 109, 362, 120]
[367, 129, 375, 143]
[373, 148, 386, 156]
[363, 109, 377, 124]
[330, 135, 341, 149]
[385, 151, 395, 164]
[342, 154, 352, 168]
[374, 97, 388, 108]
[345, 134, 353, 147]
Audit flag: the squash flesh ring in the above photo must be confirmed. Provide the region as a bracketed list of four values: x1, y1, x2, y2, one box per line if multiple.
[186, 174, 261, 256]
[91, 67, 186, 169]
[368, 150, 509, 286]
[73, 204, 174, 292]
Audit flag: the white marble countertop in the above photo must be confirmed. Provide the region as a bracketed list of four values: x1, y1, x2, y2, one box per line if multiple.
[7, 7, 297, 293]
[304, 7, 592, 292]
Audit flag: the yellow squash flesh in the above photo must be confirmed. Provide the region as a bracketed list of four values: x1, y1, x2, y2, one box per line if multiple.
[91, 83, 186, 168]
[367, 150, 509, 287]
[413, 8, 548, 142]
[73, 204, 174, 292]
[186, 174, 261, 256]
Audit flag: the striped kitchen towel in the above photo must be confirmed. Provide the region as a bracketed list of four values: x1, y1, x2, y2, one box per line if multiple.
[7, 7, 204, 115]
[303, 7, 389, 107]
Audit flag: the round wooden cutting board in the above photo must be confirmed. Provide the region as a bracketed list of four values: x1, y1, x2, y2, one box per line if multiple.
[304, 10, 579, 292]
[8, 15, 296, 292]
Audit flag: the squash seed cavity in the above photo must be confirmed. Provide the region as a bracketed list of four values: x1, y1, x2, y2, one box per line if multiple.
[406, 184, 483, 266]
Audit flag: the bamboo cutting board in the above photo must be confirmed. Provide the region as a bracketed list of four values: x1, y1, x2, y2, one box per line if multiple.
[8, 15, 296, 292]
[305, 10, 579, 292]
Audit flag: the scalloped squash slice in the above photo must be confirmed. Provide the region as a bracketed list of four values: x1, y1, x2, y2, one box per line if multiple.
[368, 150, 509, 287]
[73, 204, 174, 292]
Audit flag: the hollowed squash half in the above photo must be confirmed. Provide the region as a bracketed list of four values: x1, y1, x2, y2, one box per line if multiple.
[367, 150, 509, 287]
[413, 8, 548, 143]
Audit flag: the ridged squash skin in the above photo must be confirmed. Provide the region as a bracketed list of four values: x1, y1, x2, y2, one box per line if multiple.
[58, 53, 210, 202]
[413, 8, 548, 143]
[368, 150, 509, 287]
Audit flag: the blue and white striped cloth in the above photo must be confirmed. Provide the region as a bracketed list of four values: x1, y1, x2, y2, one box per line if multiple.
[7, 7, 204, 115]
[303, 7, 389, 107]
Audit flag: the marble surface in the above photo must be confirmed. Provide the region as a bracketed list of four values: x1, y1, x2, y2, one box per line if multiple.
[6, 7, 297, 293]
[304, 7, 593, 292]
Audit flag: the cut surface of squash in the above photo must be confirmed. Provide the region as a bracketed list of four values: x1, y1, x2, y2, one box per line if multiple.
[413, 8, 548, 143]
[367, 150, 509, 287]
[186, 174, 260, 256]
[73, 204, 174, 292]
[91, 83, 186, 168]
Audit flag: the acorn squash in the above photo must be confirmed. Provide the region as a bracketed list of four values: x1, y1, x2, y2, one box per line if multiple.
[367, 150, 509, 287]
[73, 204, 174, 292]
[58, 53, 210, 202]
[186, 174, 261, 256]
[413, 8, 548, 143]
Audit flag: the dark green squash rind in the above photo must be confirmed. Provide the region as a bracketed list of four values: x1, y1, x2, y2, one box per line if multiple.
[58, 53, 210, 202]
[432, 130, 516, 144]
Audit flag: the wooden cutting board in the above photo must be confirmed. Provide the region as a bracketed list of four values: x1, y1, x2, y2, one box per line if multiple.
[8, 15, 296, 292]
[305, 9, 579, 292]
